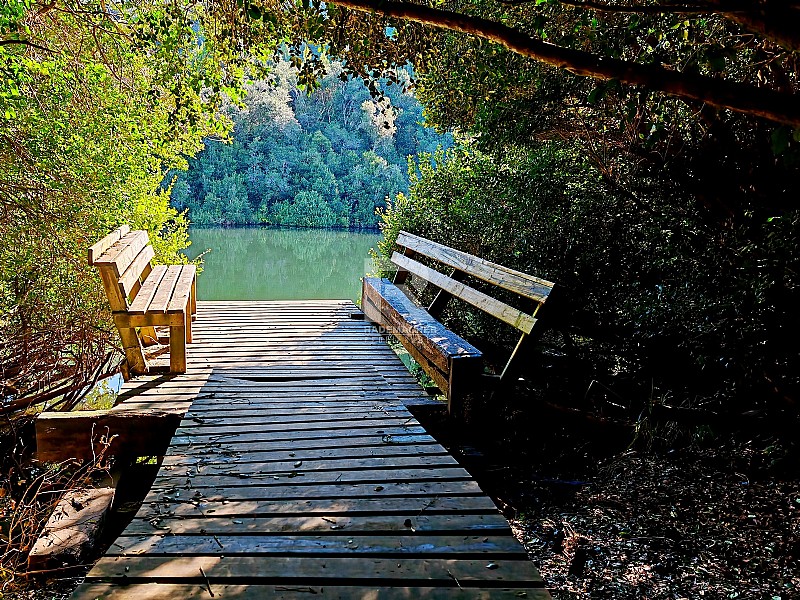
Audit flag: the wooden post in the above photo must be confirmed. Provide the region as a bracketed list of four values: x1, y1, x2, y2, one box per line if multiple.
[428, 268, 465, 318]
[113, 318, 149, 376]
[190, 274, 197, 318]
[392, 247, 416, 285]
[186, 303, 193, 344]
[169, 311, 187, 374]
[447, 355, 481, 420]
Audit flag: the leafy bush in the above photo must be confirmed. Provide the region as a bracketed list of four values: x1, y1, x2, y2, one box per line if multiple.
[379, 144, 800, 418]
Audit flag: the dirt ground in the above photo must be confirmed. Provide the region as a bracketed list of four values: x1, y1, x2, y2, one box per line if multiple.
[485, 440, 800, 599]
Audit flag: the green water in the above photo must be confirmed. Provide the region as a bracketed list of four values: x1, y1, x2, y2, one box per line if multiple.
[183, 227, 381, 301]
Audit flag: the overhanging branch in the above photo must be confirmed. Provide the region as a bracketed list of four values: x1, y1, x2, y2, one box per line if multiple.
[327, 0, 800, 127]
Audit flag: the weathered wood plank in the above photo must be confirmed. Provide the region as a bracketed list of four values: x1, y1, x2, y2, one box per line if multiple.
[128, 265, 168, 315]
[392, 253, 538, 334]
[150, 466, 472, 489]
[157, 455, 459, 478]
[143, 480, 484, 503]
[396, 230, 554, 303]
[36, 409, 182, 461]
[88, 225, 130, 265]
[87, 555, 539, 583]
[28, 487, 114, 570]
[72, 584, 552, 600]
[125, 513, 510, 535]
[160, 443, 447, 466]
[134, 495, 499, 520]
[362, 277, 481, 371]
[106, 533, 527, 557]
[164, 433, 438, 455]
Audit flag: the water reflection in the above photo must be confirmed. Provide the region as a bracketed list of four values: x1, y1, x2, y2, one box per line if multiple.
[183, 227, 380, 301]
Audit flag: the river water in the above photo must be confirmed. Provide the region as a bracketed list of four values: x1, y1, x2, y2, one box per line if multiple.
[183, 227, 381, 301]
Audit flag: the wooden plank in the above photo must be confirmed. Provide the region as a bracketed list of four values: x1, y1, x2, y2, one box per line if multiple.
[134, 495, 499, 520]
[28, 487, 114, 569]
[392, 253, 538, 334]
[362, 277, 481, 371]
[118, 244, 155, 300]
[170, 417, 422, 437]
[73, 584, 552, 599]
[87, 555, 540, 583]
[156, 455, 459, 477]
[161, 444, 446, 466]
[94, 230, 149, 277]
[169, 427, 431, 448]
[105, 533, 527, 557]
[149, 467, 472, 489]
[125, 513, 511, 535]
[143, 479, 485, 502]
[165, 434, 437, 455]
[397, 231, 554, 303]
[128, 265, 168, 315]
[148, 265, 182, 314]
[167, 265, 196, 314]
[88, 225, 130, 265]
[36, 409, 182, 461]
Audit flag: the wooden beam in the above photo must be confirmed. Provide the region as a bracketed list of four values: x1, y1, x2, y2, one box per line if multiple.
[87, 225, 130, 265]
[396, 231, 554, 302]
[362, 278, 481, 372]
[427, 268, 465, 318]
[28, 487, 115, 570]
[392, 253, 538, 334]
[36, 409, 183, 461]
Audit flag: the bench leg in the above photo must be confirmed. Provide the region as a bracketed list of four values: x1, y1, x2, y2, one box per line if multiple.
[186, 304, 193, 344]
[447, 355, 481, 421]
[140, 326, 158, 347]
[190, 275, 197, 320]
[121, 330, 148, 375]
[169, 312, 187, 374]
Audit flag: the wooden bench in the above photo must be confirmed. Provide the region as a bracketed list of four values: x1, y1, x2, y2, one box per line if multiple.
[89, 226, 196, 376]
[362, 231, 556, 415]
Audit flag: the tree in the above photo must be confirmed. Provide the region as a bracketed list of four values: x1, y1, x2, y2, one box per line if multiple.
[320, 0, 800, 127]
[0, 0, 248, 410]
[172, 56, 450, 227]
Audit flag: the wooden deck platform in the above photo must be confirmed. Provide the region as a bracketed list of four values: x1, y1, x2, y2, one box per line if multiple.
[72, 300, 550, 599]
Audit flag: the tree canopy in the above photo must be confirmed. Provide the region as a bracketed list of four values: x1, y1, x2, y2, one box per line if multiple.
[171, 58, 452, 228]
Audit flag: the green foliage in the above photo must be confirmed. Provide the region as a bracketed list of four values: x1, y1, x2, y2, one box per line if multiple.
[0, 1, 238, 406]
[171, 58, 451, 228]
[380, 143, 800, 417]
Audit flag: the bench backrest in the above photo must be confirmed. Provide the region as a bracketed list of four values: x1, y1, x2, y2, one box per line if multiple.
[88, 226, 155, 312]
[391, 231, 555, 335]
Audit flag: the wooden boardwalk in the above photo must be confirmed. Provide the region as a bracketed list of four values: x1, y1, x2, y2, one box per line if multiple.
[72, 300, 550, 599]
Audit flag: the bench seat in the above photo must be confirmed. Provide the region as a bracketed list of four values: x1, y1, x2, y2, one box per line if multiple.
[362, 277, 482, 398]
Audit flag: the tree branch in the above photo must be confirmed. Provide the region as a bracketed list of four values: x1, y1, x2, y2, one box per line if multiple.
[496, 0, 726, 14]
[0, 39, 53, 53]
[327, 0, 800, 127]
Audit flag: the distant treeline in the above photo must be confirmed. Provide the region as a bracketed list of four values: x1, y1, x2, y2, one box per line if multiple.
[169, 59, 452, 228]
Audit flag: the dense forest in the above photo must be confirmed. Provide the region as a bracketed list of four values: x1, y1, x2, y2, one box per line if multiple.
[169, 58, 452, 227]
